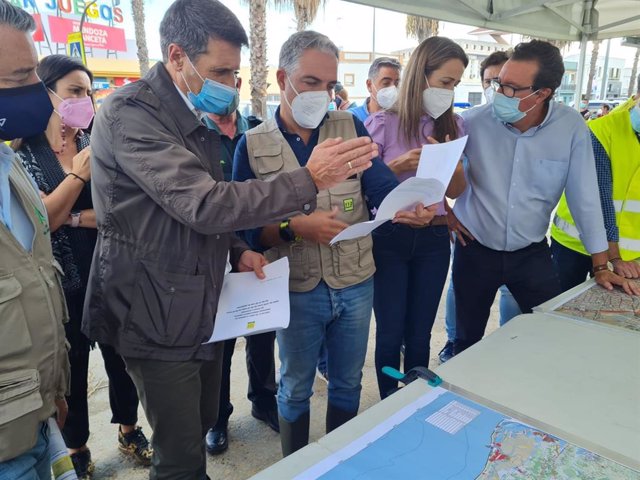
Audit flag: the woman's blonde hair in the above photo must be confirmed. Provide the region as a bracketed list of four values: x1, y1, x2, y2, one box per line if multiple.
[393, 37, 468, 144]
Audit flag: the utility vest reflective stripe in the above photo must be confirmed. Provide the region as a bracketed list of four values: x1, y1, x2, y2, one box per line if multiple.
[551, 109, 640, 261]
[245, 111, 375, 293]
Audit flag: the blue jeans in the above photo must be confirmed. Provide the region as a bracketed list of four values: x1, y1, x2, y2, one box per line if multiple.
[372, 223, 450, 399]
[0, 422, 51, 480]
[317, 342, 328, 375]
[277, 278, 374, 422]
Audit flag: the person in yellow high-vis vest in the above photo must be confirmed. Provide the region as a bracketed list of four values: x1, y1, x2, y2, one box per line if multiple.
[551, 98, 640, 291]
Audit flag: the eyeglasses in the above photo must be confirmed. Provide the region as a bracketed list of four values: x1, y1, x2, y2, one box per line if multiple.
[490, 79, 535, 98]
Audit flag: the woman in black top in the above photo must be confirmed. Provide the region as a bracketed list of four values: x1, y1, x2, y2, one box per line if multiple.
[13, 55, 151, 479]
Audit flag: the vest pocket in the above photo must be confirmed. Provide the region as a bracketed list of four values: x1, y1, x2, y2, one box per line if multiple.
[331, 236, 373, 277]
[0, 275, 32, 359]
[254, 145, 284, 178]
[0, 369, 42, 426]
[266, 243, 309, 282]
[125, 261, 206, 348]
[0, 369, 43, 463]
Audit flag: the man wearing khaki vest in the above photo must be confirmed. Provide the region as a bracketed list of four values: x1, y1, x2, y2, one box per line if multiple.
[233, 31, 438, 457]
[0, 1, 70, 478]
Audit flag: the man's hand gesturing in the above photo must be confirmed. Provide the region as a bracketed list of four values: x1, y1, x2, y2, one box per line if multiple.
[306, 137, 378, 191]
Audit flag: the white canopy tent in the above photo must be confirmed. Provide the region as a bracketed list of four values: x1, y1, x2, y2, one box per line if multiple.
[349, 0, 640, 104]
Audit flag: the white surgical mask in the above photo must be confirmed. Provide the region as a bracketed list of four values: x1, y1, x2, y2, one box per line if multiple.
[373, 85, 398, 110]
[484, 86, 495, 104]
[422, 76, 454, 119]
[284, 76, 330, 129]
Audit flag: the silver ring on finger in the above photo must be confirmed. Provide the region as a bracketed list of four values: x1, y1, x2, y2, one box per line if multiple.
[348, 161, 353, 170]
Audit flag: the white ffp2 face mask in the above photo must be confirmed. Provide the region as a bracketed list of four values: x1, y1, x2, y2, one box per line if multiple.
[285, 76, 330, 129]
[422, 76, 454, 119]
[374, 85, 398, 110]
[484, 86, 495, 104]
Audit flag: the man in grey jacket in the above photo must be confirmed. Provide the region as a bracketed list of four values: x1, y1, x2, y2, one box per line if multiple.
[82, 0, 376, 478]
[0, 1, 69, 478]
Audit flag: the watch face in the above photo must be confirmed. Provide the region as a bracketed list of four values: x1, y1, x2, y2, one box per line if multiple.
[279, 220, 294, 242]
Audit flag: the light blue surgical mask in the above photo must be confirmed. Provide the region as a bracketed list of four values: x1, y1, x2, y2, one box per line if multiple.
[630, 105, 640, 133]
[181, 57, 239, 116]
[492, 90, 539, 124]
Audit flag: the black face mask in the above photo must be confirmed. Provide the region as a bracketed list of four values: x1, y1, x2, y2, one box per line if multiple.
[0, 81, 53, 141]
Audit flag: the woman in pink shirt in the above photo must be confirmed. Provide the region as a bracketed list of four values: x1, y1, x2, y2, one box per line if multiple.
[365, 37, 468, 399]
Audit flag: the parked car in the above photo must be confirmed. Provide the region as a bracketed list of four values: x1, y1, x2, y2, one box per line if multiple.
[570, 100, 621, 119]
[238, 100, 279, 120]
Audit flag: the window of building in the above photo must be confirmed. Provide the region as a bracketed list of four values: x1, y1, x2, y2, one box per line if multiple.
[468, 92, 482, 106]
[343, 73, 355, 87]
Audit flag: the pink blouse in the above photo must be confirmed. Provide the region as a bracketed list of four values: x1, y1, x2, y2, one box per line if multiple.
[365, 111, 465, 216]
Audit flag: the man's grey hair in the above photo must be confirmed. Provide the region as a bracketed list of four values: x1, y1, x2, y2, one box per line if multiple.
[159, 0, 248, 63]
[0, 0, 35, 31]
[368, 57, 401, 81]
[279, 31, 339, 74]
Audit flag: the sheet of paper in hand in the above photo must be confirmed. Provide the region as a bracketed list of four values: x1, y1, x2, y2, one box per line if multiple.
[330, 135, 468, 244]
[203, 257, 290, 343]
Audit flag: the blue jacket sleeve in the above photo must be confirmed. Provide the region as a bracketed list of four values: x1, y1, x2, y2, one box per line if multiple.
[352, 116, 399, 214]
[232, 134, 265, 252]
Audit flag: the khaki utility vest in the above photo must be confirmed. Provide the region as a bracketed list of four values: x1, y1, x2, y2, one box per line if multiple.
[0, 156, 69, 461]
[246, 111, 375, 292]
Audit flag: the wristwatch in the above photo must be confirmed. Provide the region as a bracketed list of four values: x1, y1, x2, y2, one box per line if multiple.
[70, 211, 82, 228]
[279, 219, 301, 242]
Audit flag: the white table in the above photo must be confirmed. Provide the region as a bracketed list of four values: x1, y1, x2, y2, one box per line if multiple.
[252, 311, 640, 479]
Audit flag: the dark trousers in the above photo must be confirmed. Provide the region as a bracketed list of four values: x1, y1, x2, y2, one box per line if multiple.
[124, 346, 223, 480]
[372, 223, 450, 399]
[62, 292, 139, 449]
[452, 239, 562, 354]
[550, 239, 593, 292]
[214, 332, 277, 429]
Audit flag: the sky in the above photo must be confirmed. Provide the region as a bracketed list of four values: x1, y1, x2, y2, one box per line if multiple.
[120, 0, 638, 67]
[138, 0, 514, 62]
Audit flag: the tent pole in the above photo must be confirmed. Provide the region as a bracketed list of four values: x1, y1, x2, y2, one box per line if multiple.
[574, 34, 588, 110]
[599, 38, 611, 100]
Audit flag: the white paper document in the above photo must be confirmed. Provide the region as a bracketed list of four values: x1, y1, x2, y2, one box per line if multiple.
[330, 135, 468, 244]
[203, 257, 290, 343]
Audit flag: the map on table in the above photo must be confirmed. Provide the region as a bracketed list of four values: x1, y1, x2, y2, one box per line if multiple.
[535, 279, 640, 332]
[295, 387, 639, 480]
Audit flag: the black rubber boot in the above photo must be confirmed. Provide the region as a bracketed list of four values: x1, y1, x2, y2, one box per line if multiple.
[326, 404, 357, 434]
[279, 411, 310, 457]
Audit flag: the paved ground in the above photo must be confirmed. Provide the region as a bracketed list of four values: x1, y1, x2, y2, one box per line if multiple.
[84, 276, 500, 479]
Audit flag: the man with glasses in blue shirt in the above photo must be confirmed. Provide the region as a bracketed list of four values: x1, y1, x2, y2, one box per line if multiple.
[450, 40, 639, 355]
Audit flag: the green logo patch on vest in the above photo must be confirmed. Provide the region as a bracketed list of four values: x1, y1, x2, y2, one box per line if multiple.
[343, 198, 354, 212]
[34, 206, 49, 236]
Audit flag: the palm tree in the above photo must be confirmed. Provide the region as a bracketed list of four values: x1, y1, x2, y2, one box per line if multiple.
[246, 0, 324, 117]
[628, 48, 639, 97]
[584, 40, 601, 101]
[248, 0, 268, 118]
[405, 15, 439, 43]
[275, 0, 323, 32]
[131, 0, 150, 76]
